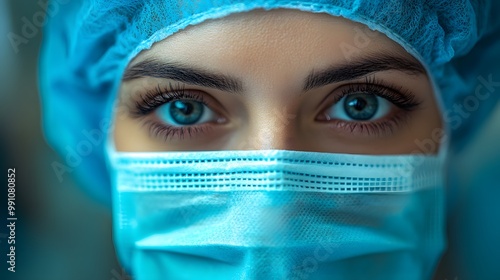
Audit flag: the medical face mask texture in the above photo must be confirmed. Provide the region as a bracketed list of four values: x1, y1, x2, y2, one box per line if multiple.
[108, 149, 445, 280]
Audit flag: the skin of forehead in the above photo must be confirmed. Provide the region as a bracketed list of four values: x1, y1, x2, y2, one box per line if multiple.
[132, 8, 414, 72]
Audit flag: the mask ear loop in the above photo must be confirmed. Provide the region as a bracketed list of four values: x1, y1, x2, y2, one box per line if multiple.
[404, 49, 451, 279]
[102, 50, 138, 274]
[373, 31, 449, 268]
[405, 51, 450, 207]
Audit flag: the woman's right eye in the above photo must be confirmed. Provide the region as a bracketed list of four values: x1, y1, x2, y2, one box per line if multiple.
[131, 85, 228, 140]
[156, 99, 219, 127]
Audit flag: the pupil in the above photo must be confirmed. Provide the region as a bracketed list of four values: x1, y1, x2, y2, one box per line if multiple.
[349, 98, 367, 111]
[343, 94, 378, 120]
[170, 100, 203, 125]
[174, 101, 194, 115]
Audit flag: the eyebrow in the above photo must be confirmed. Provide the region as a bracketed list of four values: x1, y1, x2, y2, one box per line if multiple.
[303, 54, 425, 91]
[123, 53, 425, 93]
[123, 59, 244, 93]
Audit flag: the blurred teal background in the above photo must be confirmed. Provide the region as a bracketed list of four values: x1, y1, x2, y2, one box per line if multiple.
[0, 1, 127, 280]
[0, 1, 499, 280]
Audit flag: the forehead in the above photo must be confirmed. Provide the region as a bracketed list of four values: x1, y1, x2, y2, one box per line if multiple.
[131, 9, 415, 79]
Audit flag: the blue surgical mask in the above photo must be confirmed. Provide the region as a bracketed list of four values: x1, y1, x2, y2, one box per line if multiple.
[106, 148, 446, 280]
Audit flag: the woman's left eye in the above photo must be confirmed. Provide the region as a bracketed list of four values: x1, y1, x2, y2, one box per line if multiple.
[315, 81, 421, 136]
[156, 99, 218, 127]
[323, 92, 392, 121]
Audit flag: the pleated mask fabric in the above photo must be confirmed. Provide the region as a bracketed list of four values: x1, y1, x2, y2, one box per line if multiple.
[107, 149, 446, 279]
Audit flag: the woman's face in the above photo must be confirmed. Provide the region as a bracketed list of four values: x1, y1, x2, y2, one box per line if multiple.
[114, 9, 442, 154]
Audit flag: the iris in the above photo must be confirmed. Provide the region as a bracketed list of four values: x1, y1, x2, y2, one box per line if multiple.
[162, 100, 204, 125]
[343, 93, 379, 120]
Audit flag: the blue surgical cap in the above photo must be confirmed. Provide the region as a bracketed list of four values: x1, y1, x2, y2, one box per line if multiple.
[39, 0, 500, 203]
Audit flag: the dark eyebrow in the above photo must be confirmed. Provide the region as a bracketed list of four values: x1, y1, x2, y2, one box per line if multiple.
[123, 54, 424, 94]
[303, 54, 426, 91]
[123, 59, 244, 93]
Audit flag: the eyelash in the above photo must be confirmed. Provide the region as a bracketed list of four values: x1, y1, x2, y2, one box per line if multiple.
[133, 84, 208, 116]
[321, 76, 421, 136]
[132, 83, 215, 140]
[132, 78, 421, 140]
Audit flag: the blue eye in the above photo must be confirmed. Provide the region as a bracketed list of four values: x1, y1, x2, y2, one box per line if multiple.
[156, 100, 217, 127]
[324, 93, 391, 121]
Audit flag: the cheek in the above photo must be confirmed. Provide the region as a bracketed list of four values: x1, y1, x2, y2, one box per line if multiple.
[114, 111, 160, 152]
[411, 87, 445, 154]
[408, 108, 444, 154]
[381, 100, 443, 154]
[302, 96, 443, 155]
